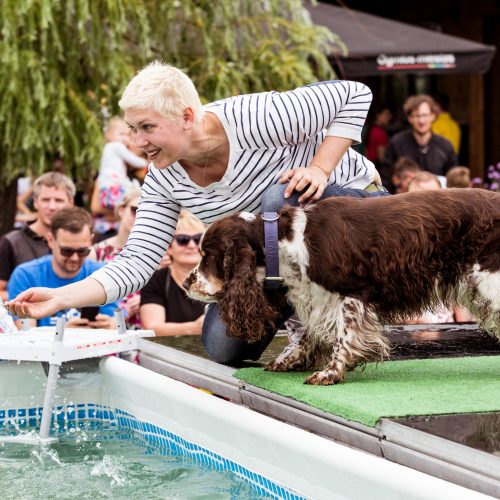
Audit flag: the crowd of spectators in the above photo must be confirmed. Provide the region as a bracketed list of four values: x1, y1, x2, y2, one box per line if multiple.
[0, 119, 206, 334]
[1, 89, 483, 333]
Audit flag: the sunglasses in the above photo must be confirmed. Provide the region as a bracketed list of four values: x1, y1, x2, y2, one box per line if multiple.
[59, 246, 91, 257]
[173, 233, 202, 246]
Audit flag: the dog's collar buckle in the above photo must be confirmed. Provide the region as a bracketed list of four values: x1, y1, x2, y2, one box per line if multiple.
[262, 213, 279, 222]
[263, 211, 283, 289]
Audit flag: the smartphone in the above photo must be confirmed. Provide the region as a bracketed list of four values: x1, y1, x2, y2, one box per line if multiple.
[80, 306, 100, 321]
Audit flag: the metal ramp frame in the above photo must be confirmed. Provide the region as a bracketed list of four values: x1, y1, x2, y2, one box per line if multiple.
[0, 315, 154, 444]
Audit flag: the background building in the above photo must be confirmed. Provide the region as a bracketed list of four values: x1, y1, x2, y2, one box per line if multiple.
[308, 1, 499, 179]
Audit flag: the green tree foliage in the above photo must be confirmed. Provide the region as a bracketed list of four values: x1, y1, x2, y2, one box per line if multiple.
[0, 0, 342, 184]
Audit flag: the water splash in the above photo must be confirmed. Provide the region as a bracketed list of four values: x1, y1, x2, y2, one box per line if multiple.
[90, 455, 125, 486]
[32, 447, 64, 467]
[4, 418, 40, 442]
[0, 422, 269, 498]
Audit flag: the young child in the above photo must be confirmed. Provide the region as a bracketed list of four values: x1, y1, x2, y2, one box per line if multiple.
[97, 117, 147, 210]
[446, 166, 471, 188]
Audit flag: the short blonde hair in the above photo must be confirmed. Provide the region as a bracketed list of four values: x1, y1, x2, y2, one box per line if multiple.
[176, 209, 205, 234]
[33, 172, 76, 200]
[119, 61, 204, 123]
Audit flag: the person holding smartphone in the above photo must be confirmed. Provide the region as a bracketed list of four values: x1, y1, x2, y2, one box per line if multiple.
[7, 207, 118, 329]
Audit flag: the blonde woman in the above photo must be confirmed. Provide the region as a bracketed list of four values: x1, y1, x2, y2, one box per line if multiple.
[140, 210, 205, 336]
[8, 61, 387, 365]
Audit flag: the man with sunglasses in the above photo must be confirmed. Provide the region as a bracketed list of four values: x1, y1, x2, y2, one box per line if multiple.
[8, 207, 118, 328]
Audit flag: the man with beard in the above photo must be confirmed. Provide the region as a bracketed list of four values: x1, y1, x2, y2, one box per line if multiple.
[7, 207, 118, 328]
[381, 95, 457, 191]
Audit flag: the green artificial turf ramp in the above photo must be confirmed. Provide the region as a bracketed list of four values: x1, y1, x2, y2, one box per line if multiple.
[234, 356, 500, 427]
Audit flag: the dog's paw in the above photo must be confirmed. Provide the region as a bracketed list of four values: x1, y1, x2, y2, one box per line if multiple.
[265, 348, 311, 372]
[265, 360, 289, 372]
[304, 369, 343, 385]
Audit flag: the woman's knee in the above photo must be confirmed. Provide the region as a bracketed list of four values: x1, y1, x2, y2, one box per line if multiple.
[261, 183, 369, 212]
[202, 303, 281, 364]
[201, 304, 248, 364]
[261, 184, 298, 212]
[202, 332, 241, 364]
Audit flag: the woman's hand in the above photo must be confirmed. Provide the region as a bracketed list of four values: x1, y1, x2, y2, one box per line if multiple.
[280, 165, 329, 204]
[6, 287, 66, 319]
[191, 313, 205, 335]
[279, 136, 354, 204]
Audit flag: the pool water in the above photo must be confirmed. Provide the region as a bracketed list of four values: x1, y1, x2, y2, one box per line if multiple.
[0, 421, 270, 499]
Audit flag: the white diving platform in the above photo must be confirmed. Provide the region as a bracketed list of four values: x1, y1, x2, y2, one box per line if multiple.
[0, 325, 154, 363]
[0, 314, 154, 444]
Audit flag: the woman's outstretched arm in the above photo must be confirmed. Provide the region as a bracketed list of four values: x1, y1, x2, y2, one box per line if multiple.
[6, 277, 106, 319]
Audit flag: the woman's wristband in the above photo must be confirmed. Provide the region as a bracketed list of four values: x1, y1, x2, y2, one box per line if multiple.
[309, 163, 331, 178]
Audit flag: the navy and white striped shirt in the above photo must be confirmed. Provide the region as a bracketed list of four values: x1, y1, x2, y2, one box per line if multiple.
[92, 80, 376, 302]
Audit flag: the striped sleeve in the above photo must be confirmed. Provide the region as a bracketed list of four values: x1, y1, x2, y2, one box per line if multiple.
[90, 170, 181, 303]
[267, 80, 372, 146]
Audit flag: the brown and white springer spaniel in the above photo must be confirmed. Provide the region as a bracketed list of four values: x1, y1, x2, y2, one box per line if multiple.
[184, 189, 500, 385]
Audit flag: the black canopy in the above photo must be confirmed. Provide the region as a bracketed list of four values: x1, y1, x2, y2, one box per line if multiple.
[306, 3, 496, 77]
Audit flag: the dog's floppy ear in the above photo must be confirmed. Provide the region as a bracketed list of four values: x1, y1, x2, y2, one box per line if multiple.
[218, 242, 278, 343]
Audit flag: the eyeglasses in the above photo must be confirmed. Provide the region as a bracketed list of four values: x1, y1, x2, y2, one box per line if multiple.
[410, 113, 433, 120]
[58, 246, 91, 257]
[173, 233, 202, 246]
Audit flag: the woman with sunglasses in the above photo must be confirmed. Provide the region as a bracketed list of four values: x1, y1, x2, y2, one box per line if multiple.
[7, 62, 387, 365]
[140, 210, 205, 337]
[89, 188, 143, 328]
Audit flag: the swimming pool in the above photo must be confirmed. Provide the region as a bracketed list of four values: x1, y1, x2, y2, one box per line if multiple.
[0, 420, 267, 498]
[0, 355, 486, 499]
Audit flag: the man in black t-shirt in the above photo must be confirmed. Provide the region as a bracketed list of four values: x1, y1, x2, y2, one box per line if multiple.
[0, 172, 75, 300]
[381, 95, 458, 191]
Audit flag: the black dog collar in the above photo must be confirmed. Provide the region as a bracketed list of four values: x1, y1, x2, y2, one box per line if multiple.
[262, 212, 284, 289]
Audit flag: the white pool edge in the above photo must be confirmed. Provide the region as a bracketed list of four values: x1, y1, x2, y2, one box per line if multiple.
[99, 356, 487, 500]
[0, 358, 489, 499]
